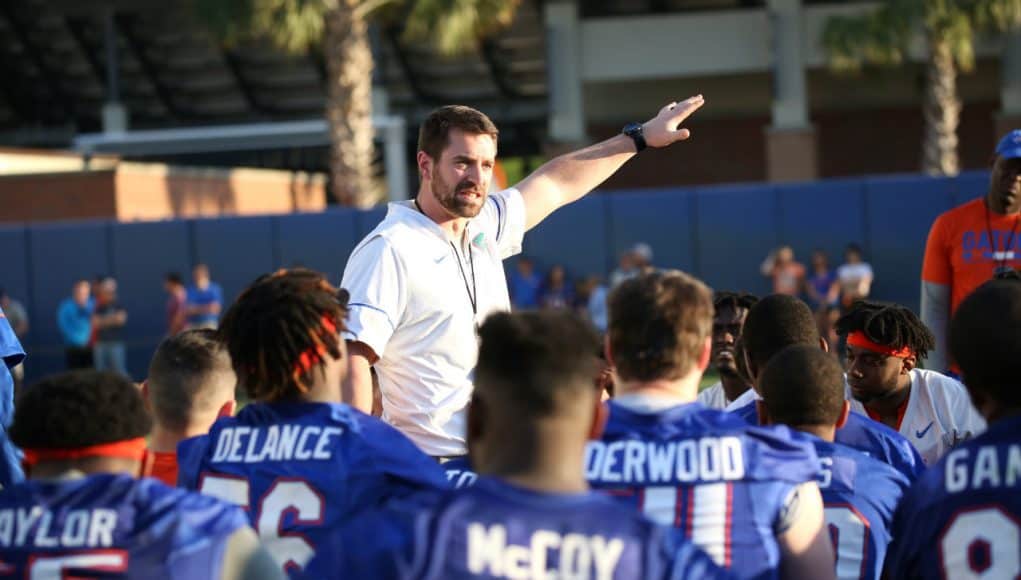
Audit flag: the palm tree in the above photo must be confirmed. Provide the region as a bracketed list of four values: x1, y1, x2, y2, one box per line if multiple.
[193, 0, 521, 207]
[822, 0, 1021, 176]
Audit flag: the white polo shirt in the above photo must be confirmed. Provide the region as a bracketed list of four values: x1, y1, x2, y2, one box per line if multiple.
[724, 386, 760, 412]
[341, 189, 526, 456]
[697, 381, 732, 410]
[846, 369, 986, 465]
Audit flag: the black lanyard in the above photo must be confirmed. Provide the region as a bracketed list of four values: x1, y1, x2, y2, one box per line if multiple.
[415, 198, 477, 317]
[984, 200, 1021, 274]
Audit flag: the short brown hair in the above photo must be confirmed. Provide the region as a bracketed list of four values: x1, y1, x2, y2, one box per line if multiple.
[418, 105, 498, 160]
[608, 270, 714, 382]
[147, 329, 234, 431]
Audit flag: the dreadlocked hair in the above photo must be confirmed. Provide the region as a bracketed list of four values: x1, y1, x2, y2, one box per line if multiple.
[714, 291, 758, 313]
[835, 300, 935, 360]
[218, 268, 349, 402]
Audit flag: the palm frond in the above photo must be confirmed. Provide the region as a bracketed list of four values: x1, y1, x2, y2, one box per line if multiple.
[402, 0, 521, 55]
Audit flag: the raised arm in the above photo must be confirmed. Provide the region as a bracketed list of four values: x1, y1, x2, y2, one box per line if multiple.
[516, 95, 704, 231]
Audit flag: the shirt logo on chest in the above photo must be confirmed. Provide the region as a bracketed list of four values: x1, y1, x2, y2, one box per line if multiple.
[915, 422, 934, 438]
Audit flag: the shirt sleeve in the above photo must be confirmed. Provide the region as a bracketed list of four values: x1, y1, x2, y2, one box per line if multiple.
[921, 282, 951, 372]
[476, 188, 526, 259]
[922, 214, 952, 285]
[340, 236, 408, 359]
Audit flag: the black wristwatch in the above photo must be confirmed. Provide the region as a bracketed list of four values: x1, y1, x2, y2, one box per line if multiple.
[622, 122, 647, 152]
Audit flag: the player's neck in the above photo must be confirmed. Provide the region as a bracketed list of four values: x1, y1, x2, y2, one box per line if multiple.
[618, 373, 700, 403]
[986, 192, 1021, 215]
[301, 380, 343, 404]
[481, 428, 589, 494]
[415, 189, 468, 240]
[719, 372, 751, 404]
[864, 378, 911, 426]
[148, 423, 214, 453]
[791, 424, 836, 442]
[987, 406, 1021, 424]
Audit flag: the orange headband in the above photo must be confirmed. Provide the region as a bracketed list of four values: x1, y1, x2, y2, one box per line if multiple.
[292, 314, 339, 376]
[847, 331, 914, 358]
[22, 437, 147, 466]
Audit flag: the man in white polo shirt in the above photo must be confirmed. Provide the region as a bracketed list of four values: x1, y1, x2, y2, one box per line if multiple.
[341, 96, 705, 457]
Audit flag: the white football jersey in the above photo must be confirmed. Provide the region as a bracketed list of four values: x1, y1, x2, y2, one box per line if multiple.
[846, 369, 986, 465]
[696, 382, 729, 410]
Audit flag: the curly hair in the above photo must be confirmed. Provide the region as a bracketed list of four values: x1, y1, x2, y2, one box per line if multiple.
[10, 370, 151, 449]
[713, 291, 758, 313]
[835, 300, 935, 360]
[217, 268, 349, 402]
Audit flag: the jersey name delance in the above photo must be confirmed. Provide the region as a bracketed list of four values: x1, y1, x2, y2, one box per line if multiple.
[945, 443, 1021, 493]
[585, 436, 746, 484]
[467, 523, 624, 580]
[0, 507, 117, 548]
[210, 425, 343, 464]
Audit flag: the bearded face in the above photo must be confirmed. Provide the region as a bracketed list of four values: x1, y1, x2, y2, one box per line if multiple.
[423, 129, 496, 219]
[431, 163, 486, 218]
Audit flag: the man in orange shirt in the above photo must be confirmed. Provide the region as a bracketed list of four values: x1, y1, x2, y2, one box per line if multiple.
[141, 328, 236, 485]
[922, 130, 1021, 373]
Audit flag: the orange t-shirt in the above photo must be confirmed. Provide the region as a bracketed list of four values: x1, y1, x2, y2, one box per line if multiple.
[141, 449, 179, 487]
[923, 197, 1021, 313]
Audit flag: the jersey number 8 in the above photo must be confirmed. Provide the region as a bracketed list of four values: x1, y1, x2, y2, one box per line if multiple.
[939, 505, 1021, 579]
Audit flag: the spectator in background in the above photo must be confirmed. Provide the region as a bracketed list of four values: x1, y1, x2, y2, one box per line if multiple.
[185, 263, 223, 330]
[609, 242, 655, 287]
[539, 264, 574, 309]
[760, 245, 805, 296]
[836, 243, 874, 307]
[0, 289, 28, 393]
[164, 272, 187, 336]
[508, 256, 542, 308]
[610, 249, 636, 287]
[577, 274, 609, 333]
[92, 277, 128, 376]
[56, 279, 93, 370]
[805, 249, 838, 308]
[921, 131, 1021, 374]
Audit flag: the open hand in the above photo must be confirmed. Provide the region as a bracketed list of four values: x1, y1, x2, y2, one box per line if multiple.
[642, 95, 705, 148]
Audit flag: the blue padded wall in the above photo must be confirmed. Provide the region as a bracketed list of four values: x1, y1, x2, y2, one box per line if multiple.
[864, 175, 956, 311]
[520, 196, 609, 280]
[277, 209, 359, 286]
[606, 189, 698, 277]
[694, 184, 779, 295]
[192, 216, 276, 307]
[777, 179, 867, 268]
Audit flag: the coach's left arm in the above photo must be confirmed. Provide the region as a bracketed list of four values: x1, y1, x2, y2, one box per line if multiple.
[515, 95, 705, 231]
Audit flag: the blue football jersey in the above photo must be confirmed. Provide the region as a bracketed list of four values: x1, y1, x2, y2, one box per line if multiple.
[884, 416, 1021, 580]
[812, 438, 910, 580]
[302, 476, 732, 580]
[587, 401, 820, 579]
[731, 402, 924, 481]
[0, 473, 247, 578]
[0, 307, 25, 489]
[442, 456, 478, 489]
[176, 401, 450, 577]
